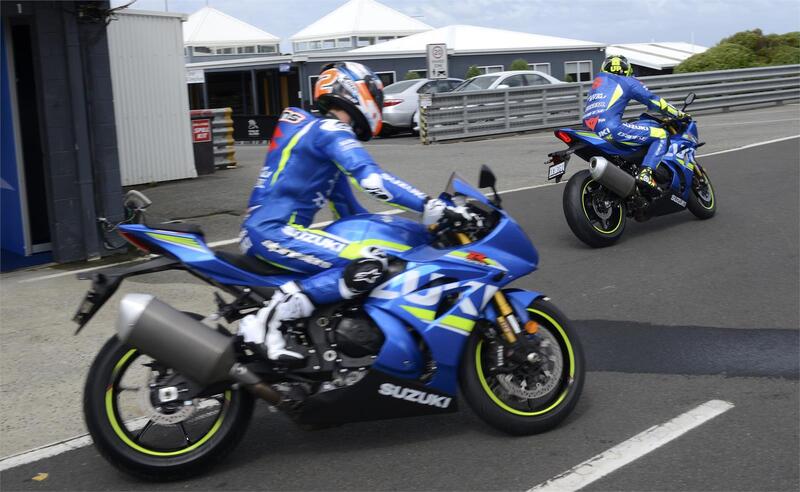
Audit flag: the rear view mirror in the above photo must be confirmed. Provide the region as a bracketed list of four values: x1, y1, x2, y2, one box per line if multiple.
[479, 165, 496, 189]
[684, 92, 696, 106]
[124, 190, 152, 210]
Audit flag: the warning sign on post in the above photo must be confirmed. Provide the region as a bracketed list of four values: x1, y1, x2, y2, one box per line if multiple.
[192, 119, 212, 143]
[426, 43, 448, 79]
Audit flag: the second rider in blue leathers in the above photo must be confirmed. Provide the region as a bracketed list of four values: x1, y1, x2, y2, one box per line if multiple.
[238, 62, 475, 364]
[583, 55, 689, 189]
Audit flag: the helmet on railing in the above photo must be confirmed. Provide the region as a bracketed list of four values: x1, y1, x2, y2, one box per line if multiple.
[601, 55, 634, 77]
[314, 62, 384, 141]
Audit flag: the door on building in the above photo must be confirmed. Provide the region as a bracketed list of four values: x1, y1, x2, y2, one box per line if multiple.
[2, 20, 51, 260]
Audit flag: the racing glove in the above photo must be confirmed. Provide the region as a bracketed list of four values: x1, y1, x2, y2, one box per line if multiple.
[422, 198, 483, 228]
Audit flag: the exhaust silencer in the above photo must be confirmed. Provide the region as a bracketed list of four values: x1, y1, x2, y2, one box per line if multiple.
[589, 156, 636, 198]
[116, 294, 238, 385]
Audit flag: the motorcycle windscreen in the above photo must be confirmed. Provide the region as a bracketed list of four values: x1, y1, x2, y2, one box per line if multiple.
[445, 172, 492, 207]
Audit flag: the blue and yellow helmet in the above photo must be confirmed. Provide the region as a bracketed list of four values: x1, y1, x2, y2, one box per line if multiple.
[601, 55, 634, 76]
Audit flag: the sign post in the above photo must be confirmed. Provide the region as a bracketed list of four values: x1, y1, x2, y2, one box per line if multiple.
[426, 43, 448, 79]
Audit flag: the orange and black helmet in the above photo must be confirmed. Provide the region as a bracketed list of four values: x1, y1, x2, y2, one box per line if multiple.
[601, 55, 634, 76]
[314, 62, 384, 141]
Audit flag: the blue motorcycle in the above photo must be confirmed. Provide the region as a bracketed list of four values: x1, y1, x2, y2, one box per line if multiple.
[75, 167, 585, 480]
[546, 93, 716, 247]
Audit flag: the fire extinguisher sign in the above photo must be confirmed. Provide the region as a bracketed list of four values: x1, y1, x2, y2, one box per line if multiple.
[192, 119, 212, 143]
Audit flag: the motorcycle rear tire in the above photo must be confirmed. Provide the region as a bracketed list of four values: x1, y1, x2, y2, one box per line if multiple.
[563, 170, 627, 248]
[83, 335, 255, 481]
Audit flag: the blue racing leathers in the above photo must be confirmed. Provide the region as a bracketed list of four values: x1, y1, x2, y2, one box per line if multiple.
[240, 107, 428, 304]
[583, 72, 681, 171]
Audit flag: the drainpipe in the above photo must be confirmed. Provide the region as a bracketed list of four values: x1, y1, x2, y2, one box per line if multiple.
[61, 6, 100, 260]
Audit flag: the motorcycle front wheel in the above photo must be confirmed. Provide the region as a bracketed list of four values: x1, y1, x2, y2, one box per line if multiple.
[460, 298, 585, 435]
[563, 169, 627, 248]
[83, 336, 254, 481]
[687, 165, 716, 219]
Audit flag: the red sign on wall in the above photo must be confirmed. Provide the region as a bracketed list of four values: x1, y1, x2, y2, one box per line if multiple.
[192, 118, 211, 143]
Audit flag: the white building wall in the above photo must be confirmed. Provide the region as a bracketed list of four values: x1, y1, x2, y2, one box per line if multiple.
[107, 10, 196, 186]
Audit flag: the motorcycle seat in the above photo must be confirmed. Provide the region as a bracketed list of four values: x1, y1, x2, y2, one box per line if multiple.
[151, 222, 205, 237]
[215, 250, 290, 277]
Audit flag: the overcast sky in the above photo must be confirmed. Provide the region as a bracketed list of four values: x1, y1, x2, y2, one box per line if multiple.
[114, 0, 800, 52]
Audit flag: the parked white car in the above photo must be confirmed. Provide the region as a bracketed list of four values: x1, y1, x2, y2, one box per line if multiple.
[381, 78, 463, 135]
[452, 70, 562, 92]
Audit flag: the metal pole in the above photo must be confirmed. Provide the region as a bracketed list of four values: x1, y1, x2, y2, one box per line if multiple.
[250, 69, 258, 114]
[202, 81, 209, 109]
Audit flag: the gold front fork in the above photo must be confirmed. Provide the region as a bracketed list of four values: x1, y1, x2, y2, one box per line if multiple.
[454, 233, 519, 344]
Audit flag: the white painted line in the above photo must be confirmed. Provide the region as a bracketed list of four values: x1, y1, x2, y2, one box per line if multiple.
[15, 134, 799, 284]
[0, 435, 94, 472]
[528, 399, 735, 492]
[698, 134, 799, 157]
[0, 401, 219, 472]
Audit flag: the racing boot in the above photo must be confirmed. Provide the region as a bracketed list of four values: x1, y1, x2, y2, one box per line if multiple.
[238, 282, 313, 365]
[636, 167, 658, 191]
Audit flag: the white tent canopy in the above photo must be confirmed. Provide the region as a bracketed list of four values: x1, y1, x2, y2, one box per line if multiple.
[183, 6, 280, 46]
[349, 24, 604, 54]
[290, 0, 432, 42]
[606, 42, 708, 70]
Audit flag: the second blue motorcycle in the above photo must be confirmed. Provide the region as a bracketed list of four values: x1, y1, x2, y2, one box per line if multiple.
[546, 92, 716, 247]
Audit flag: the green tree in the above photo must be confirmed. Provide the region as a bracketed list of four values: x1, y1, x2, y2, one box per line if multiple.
[675, 43, 757, 73]
[676, 28, 800, 73]
[465, 65, 482, 78]
[404, 70, 421, 80]
[509, 58, 530, 71]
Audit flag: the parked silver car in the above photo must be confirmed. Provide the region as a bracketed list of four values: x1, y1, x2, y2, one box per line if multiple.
[452, 70, 562, 92]
[381, 78, 463, 135]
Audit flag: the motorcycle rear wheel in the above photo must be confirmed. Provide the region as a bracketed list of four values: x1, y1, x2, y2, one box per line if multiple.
[563, 170, 627, 248]
[460, 298, 585, 435]
[83, 335, 254, 481]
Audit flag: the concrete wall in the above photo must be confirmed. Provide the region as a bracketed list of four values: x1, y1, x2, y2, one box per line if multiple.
[1, 1, 123, 262]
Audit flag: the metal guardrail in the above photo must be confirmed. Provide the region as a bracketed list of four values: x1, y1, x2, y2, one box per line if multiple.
[190, 108, 238, 168]
[420, 65, 800, 143]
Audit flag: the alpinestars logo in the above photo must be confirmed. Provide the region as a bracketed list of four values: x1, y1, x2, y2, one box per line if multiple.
[353, 268, 382, 284]
[378, 383, 452, 408]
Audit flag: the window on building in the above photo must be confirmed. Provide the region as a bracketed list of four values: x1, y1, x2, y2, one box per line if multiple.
[323, 39, 336, 49]
[565, 60, 593, 82]
[375, 71, 396, 87]
[309, 75, 319, 102]
[409, 69, 427, 78]
[215, 47, 234, 55]
[528, 62, 551, 75]
[377, 36, 394, 43]
[237, 46, 256, 54]
[258, 45, 277, 53]
[479, 65, 503, 74]
[357, 37, 375, 47]
[337, 37, 352, 48]
[295, 42, 309, 52]
[192, 46, 213, 55]
[309, 40, 322, 50]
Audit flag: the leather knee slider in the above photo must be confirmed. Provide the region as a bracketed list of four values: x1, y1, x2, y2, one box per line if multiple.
[342, 257, 388, 296]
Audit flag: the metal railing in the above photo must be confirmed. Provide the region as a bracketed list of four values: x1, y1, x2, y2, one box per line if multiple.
[419, 65, 800, 143]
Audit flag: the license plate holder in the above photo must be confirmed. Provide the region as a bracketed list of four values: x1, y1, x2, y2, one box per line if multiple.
[548, 161, 566, 181]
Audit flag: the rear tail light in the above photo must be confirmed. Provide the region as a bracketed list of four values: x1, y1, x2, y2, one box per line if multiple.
[556, 130, 572, 143]
[383, 99, 403, 107]
[119, 231, 151, 253]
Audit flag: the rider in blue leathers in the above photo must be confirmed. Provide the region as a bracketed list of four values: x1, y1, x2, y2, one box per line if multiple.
[238, 62, 473, 363]
[583, 55, 689, 188]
